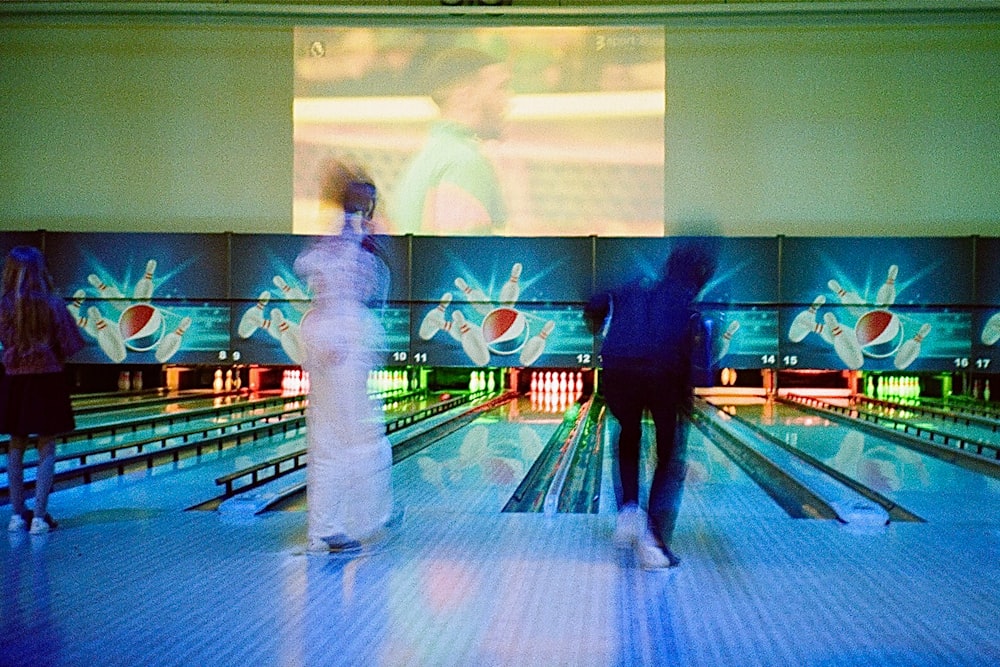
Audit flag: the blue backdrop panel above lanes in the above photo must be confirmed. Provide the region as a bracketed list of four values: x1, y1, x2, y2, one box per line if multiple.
[593, 237, 780, 370]
[974, 237, 1000, 370]
[779, 237, 974, 372]
[410, 237, 594, 369]
[45, 232, 230, 365]
[229, 233, 411, 367]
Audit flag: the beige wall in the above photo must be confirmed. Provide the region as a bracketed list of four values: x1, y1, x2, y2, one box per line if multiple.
[1, 6, 997, 236]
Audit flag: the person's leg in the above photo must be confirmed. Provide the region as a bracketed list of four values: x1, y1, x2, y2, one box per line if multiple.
[6, 436, 28, 530]
[32, 436, 56, 519]
[647, 378, 686, 565]
[602, 369, 645, 508]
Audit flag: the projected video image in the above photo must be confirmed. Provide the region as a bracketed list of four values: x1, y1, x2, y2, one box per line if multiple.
[780, 237, 974, 371]
[45, 233, 230, 365]
[294, 26, 665, 237]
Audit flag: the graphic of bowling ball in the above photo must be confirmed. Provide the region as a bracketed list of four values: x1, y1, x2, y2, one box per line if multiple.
[481, 307, 528, 356]
[119, 303, 165, 352]
[855, 309, 904, 359]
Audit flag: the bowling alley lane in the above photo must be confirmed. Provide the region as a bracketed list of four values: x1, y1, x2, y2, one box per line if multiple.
[721, 397, 1000, 524]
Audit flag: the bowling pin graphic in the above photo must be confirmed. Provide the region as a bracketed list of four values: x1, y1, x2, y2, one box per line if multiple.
[499, 263, 522, 306]
[982, 312, 1000, 346]
[893, 323, 931, 370]
[88, 306, 126, 363]
[519, 320, 555, 367]
[67, 289, 97, 337]
[452, 310, 490, 366]
[876, 265, 898, 307]
[272, 275, 311, 313]
[824, 312, 863, 370]
[715, 320, 740, 362]
[155, 316, 192, 363]
[788, 295, 826, 342]
[238, 291, 271, 338]
[271, 308, 305, 364]
[454, 277, 491, 315]
[419, 293, 453, 340]
[810, 321, 835, 345]
[827, 279, 866, 317]
[87, 274, 127, 311]
[132, 259, 157, 301]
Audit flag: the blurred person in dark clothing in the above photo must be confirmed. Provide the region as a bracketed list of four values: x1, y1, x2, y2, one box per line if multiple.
[585, 237, 717, 570]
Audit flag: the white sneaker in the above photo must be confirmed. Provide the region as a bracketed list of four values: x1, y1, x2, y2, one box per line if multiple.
[613, 503, 642, 548]
[635, 529, 673, 571]
[29, 518, 49, 535]
[8, 514, 27, 532]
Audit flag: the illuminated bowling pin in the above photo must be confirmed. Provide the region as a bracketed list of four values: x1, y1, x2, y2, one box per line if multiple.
[87, 274, 127, 311]
[67, 289, 97, 337]
[487, 371, 496, 392]
[498, 263, 522, 306]
[88, 306, 126, 363]
[272, 275, 310, 313]
[224, 369, 233, 392]
[452, 311, 490, 366]
[824, 312, 863, 370]
[876, 265, 898, 307]
[132, 259, 157, 301]
[213, 369, 224, 393]
[715, 321, 740, 362]
[985, 380, 992, 402]
[982, 312, 1000, 346]
[788, 295, 826, 342]
[893, 323, 931, 370]
[454, 277, 491, 315]
[520, 320, 555, 367]
[155, 316, 192, 363]
[828, 279, 866, 317]
[419, 293, 453, 340]
[238, 291, 271, 338]
[271, 309, 305, 364]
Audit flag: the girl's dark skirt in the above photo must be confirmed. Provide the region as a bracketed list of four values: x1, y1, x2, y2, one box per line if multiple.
[0, 370, 75, 438]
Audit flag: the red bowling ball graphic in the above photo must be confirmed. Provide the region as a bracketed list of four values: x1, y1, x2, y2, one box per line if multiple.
[854, 309, 903, 359]
[481, 307, 528, 356]
[118, 303, 166, 352]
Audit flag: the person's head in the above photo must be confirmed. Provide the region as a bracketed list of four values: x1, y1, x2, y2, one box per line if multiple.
[1, 246, 56, 351]
[318, 158, 378, 233]
[425, 48, 510, 140]
[2, 245, 53, 299]
[661, 237, 719, 296]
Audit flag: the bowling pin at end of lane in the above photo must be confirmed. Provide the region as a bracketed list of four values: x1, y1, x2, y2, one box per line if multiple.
[824, 311, 864, 370]
[893, 323, 931, 370]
